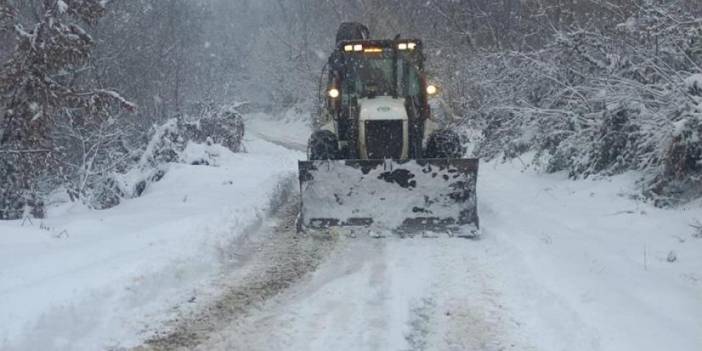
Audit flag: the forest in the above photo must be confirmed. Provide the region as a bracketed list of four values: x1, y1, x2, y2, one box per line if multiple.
[1, 0, 701, 219]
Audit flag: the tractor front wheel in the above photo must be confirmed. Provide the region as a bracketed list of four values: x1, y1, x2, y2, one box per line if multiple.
[424, 129, 464, 159]
[308, 130, 339, 160]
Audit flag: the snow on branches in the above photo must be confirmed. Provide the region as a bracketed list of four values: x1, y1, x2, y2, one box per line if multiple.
[56, 0, 106, 25]
[0, 1, 14, 30]
[465, 1, 702, 205]
[0, 0, 134, 219]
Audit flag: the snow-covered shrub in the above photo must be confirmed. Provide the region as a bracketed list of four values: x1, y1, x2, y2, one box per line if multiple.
[105, 108, 245, 207]
[457, 2, 702, 205]
[565, 106, 644, 178]
[141, 119, 184, 167]
[183, 109, 245, 153]
[112, 119, 181, 200]
[651, 114, 702, 205]
[477, 109, 516, 159]
[53, 105, 245, 210]
[590, 109, 639, 174]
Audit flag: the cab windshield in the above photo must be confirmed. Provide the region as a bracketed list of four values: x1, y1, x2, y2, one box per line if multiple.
[342, 52, 421, 100]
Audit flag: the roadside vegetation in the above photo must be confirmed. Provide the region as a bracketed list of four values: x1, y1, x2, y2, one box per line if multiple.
[2, 0, 701, 219]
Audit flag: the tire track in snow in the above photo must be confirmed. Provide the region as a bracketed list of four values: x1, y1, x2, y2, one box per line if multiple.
[204, 238, 388, 351]
[197, 236, 522, 351]
[396, 239, 515, 351]
[133, 193, 338, 351]
[403, 296, 436, 351]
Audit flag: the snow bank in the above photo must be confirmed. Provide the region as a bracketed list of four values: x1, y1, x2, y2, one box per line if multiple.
[0, 136, 303, 350]
[479, 159, 702, 351]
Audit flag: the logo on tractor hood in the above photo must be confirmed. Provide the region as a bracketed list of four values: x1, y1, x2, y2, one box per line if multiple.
[359, 96, 408, 121]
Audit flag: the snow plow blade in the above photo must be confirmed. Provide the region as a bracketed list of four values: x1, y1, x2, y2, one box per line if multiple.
[298, 159, 479, 236]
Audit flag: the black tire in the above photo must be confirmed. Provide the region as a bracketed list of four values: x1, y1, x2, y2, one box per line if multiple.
[336, 22, 370, 44]
[424, 129, 464, 159]
[308, 130, 339, 160]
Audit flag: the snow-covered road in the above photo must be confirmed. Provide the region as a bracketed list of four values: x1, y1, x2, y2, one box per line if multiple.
[200, 236, 510, 351]
[1, 114, 700, 351]
[152, 115, 702, 351]
[0, 132, 303, 350]
[187, 150, 702, 351]
[233, 115, 702, 351]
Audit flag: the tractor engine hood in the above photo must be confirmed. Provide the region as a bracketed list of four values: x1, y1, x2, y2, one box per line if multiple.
[358, 96, 408, 122]
[357, 96, 409, 160]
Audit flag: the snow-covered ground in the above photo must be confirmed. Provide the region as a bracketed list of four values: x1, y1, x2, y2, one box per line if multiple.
[245, 112, 309, 152]
[479, 162, 702, 350]
[208, 116, 702, 351]
[199, 159, 702, 351]
[1, 113, 701, 351]
[0, 134, 302, 350]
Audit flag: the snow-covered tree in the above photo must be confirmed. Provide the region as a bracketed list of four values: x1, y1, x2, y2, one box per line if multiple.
[0, 0, 134, 219]
[456, 1, 702, 204]
[2, 0, 701, 216]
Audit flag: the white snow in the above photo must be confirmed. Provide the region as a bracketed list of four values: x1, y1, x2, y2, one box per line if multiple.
[201, 122, 702, 351]
[616, 17, 638, 32]
[684, 73, 702, 91]
[479, 161, 702, 351]
[204, 157, 702, 351]
[56, 0, 68, 14]
[0, 135, 302, 350]
[2, 115, 701, 351]
[672, 118, 689, 137]
[244, 112, 309, 151]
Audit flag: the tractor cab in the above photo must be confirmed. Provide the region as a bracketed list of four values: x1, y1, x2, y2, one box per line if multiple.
[329, 39, 427, 101]
[320, 37, 438, 160]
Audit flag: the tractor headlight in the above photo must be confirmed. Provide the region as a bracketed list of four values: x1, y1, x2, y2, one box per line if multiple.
[398, 42, 416, 51]
[328, 88, 340, 98]
[426, 84, 438, 96]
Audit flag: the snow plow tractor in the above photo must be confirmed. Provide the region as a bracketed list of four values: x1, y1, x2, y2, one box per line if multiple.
[297, 23, 479, 236]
